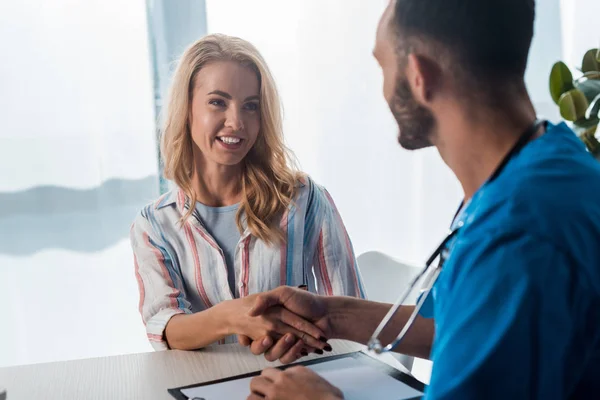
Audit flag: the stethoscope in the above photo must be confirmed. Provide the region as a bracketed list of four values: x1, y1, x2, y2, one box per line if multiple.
[368, 119, 547, 354]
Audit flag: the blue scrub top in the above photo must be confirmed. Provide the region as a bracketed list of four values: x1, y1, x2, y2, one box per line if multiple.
[422, 122, 600, 399]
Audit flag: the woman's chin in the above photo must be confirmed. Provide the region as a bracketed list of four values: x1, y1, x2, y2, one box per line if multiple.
[212, 154, 248, 168]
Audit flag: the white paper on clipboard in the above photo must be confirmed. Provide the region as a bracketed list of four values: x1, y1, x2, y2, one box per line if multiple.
[180, 356, 423, 400]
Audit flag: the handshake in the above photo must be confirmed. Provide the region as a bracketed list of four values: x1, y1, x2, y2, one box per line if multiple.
[226, 286, 432, 399]
[238, 286, 352, 400]
[234, 285, 432, 363]
[236, 286, 339, 364]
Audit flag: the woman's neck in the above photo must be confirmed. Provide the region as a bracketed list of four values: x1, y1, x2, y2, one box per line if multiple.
[191, 161, 243, 207]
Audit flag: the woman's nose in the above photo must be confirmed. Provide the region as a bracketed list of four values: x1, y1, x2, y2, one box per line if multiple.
[224, 108, 244, 132]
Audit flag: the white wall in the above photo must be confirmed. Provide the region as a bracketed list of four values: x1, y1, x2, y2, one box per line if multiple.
[526, 0, 564, 122]
[206, 0, 459, 265]
[560, 0, 600, 70]
[206, 0, 597, 263]
[527, 0, 599, 121]
[0, 0, 157, 367]
[0, 0, 158, 192]
[0, 244, 151, 366]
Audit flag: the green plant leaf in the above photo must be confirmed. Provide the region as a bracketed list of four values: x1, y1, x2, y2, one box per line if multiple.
[549, 61, 574, 104]
[582, 48, 600, 72]
[577, 71, 600, 80]
[573, 116, 599, 129]
[574, 78, 600, 103]
[559, 89, 589, 121]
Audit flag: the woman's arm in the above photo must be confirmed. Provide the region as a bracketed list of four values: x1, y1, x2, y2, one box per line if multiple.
[130, 211, 193, 350]
[165, 296, 329, 350]
[305, 183, 366, 298]
[131, 209, 328, 350]
[164, 300, 232, 349]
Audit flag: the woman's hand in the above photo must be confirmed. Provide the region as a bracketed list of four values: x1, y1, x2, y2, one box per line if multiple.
[247, 366, 344, 400]
[225, 295, 329, 351]
[238, 287, 336, 362]
[239, 332, 331, 364]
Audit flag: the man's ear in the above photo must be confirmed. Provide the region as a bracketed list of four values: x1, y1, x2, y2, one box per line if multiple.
[405, 53, 442, 105]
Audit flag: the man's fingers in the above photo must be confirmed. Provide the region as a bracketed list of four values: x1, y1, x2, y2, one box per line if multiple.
[248, 291, 282, 316]
[261, 307, 325, 350]
[278, 308, 325, 343]
[238, 334, 252, 347]
[264, 333, 298, 362]
[281, 324, 326, 350]
[248, 286, 294, 316]
[249, 375, 273, 397]
[249, 336, 274, 355]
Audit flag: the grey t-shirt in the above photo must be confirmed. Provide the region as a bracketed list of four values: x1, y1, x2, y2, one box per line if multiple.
[195, 202, 241, 295]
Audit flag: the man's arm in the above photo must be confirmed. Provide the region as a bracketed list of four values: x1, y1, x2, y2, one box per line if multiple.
[248, 288, 434, 361]
[327, 298, 434, 359]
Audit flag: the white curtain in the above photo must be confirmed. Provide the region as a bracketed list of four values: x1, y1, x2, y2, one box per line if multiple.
[559, 0, 600, 69]
[0, 0, 157, 367]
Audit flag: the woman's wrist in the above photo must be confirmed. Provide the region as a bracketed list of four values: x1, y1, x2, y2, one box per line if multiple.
[214, 299, 241, 336]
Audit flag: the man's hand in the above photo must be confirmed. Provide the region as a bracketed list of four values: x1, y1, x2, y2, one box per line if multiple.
[247, 366, 344, 400]
[238, 286, 335, 362]
[240, 287, 435, 363]
[249, 286, 332, 334]
[238, 333, 329, 364]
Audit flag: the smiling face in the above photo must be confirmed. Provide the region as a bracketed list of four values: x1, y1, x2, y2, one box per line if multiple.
[189, 60, 261, 168]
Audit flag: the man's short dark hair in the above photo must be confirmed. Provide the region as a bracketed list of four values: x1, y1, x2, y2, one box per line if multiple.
[393, 0, 535, 89]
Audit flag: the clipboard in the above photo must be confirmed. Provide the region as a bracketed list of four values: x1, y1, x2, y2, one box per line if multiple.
[168, 351, 426, 400]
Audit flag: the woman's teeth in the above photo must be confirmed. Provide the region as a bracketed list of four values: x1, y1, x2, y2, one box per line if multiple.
[218, 136, 241, 144]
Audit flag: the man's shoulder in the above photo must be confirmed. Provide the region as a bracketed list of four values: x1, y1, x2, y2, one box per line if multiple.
[469, 178, 600, 257]
[458, 129, 600, 288]
[473, 124, 600, 236]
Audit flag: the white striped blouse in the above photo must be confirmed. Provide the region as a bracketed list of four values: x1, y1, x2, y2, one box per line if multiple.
[130, 177, 366, 350]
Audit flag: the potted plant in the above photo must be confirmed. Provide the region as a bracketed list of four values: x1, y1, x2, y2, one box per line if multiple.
[549, 48, 600, 158]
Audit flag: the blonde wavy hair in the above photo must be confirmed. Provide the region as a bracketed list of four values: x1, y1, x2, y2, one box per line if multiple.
[161, 33, 300, 245]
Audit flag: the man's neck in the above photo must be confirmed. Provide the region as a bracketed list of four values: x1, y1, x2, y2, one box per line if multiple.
[434, 98, 537, 200]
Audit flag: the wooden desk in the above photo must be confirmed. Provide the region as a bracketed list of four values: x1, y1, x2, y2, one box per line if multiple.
[0, 340, 370, 399]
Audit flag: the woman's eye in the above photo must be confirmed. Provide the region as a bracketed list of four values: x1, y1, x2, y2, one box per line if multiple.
[244, 102, 259, 111]
[208, 99, 226, 107]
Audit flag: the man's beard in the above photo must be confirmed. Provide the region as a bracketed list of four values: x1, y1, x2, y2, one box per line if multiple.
[390, 77, 436, 150]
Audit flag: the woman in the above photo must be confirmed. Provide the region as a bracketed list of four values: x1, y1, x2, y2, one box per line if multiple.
[130, 34, 365, 354]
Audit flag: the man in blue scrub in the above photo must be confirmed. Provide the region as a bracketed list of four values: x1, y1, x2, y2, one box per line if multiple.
[244, 0, 600, 399]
